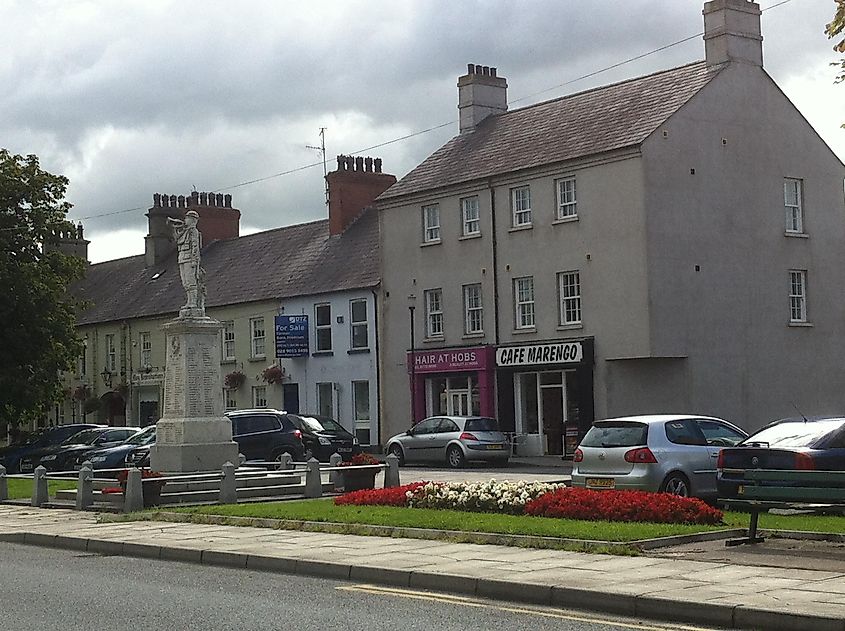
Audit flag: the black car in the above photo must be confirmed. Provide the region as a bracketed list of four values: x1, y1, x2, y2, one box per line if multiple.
[0, 424, 103, 473]
[21, 427, 140, 472]
[126, 410, 305, 468]
[717, 416, 845, 499]
[76, 425, 157, 474]
[288, 414, 360, 462]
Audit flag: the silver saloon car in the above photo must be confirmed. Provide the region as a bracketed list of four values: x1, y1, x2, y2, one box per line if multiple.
[386, 416, 509, 468]
[571, 415, 747, 498]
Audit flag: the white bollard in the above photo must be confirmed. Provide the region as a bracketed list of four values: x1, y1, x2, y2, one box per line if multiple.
[0, 464, 7, 501]
[31, 466, 49, 507]
[123, 468, 144, 513]
[76, 462, 94, 510]
[328, 452, 342, 487]
[219, 462, 237, 504]
[384, 454, 400, 488]
[304, 458, 322, 498]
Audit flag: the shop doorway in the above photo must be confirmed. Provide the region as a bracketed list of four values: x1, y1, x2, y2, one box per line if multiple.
[514, 370, 569, 455]
[426, 375, 480, 417]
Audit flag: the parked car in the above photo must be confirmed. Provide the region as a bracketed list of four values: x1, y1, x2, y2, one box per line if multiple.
[20, 426, 140, 472]
[717, 416, 845, 499]
[126, 410, 306, 468]
[571, 415, 747, 499]
[0, 424, 104, 473]
[288, 414, 360, 461]
[74, 424, 157, 474]
[385, 416, 509, 469]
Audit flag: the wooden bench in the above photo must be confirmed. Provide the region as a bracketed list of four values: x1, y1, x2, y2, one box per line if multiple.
[721, 469, 845, 546]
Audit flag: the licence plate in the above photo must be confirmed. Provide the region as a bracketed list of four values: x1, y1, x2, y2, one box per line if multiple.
[20, 463, 33, 472]
[486, 444, 504, 450]
[337, 447, 352, 452]
[586, 477, 615, 489]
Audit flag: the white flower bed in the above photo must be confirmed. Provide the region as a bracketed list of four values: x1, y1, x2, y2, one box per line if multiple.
[406, 480, 563, 514]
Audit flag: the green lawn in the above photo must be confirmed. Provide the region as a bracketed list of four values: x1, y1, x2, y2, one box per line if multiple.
[173, 499, 845, 542]
[5, 479, 76, 500]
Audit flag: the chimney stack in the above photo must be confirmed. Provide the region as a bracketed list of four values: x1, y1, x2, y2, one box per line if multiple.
[326, 155, 396, 236]
[44, 221, 90, 263]
[703, 0, 763, 67]
[458, 64, 508, 134]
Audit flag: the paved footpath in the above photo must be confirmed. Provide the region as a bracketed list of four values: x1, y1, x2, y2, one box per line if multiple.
[1, 505, 844, 631]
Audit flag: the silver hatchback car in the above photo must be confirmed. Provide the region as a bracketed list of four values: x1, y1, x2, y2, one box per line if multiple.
[385, 416, 509, 469]
[571, 415, 747, 498]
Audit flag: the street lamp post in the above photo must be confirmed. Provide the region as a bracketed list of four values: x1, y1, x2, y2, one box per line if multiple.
[408, 294, 417, 427]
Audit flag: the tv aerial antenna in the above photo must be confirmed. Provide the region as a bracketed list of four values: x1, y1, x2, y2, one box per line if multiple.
[306, 127, 328, 209]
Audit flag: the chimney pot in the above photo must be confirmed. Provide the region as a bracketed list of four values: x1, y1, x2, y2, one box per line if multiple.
[491, 67, 497, 77]
[364, 157, 373, 172]
[467, 63, 474, 74]
[216, 193, 224, 206]
[482, 66, 490, 76]
[169, 195, 177, 207]
[199, 192, 207, 205]
[177, 195, 185, 208]
[153, 193, 161, 207]
[224, 194, 232, 207]
[374, 158, 382, 173]
[355, 156, 364, 171]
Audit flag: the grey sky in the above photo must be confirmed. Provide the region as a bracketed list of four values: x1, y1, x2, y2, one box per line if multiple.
[3, 0, 841, 262]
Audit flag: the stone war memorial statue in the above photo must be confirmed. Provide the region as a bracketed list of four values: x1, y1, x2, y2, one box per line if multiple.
[150, 209, 239, 473]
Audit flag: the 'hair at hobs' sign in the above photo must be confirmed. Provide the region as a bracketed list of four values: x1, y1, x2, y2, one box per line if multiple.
[407, 345, 493, 373]
[496, 342, 583, 367]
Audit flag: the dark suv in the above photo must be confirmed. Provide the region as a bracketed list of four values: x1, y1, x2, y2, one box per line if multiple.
[125, 410, 306, 468]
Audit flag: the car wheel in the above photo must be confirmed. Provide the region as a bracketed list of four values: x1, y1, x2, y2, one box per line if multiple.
[446, 445, 466, 469]
[272, 450, 295, 470]
[387, 443, 405, 466]
[660, 472, 691, 497]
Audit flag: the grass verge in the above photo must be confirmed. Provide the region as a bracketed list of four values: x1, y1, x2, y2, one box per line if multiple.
[5, 479, 76, 500]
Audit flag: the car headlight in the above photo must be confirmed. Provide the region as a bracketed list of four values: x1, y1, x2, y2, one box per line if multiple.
[318, 436, 331, 446]
[91, 456, 107, 463]
[41, 455, 57, 461]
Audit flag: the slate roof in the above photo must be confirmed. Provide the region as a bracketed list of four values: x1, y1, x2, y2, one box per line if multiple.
[380, 61, 725, 200]
[74, 209, 379, 326]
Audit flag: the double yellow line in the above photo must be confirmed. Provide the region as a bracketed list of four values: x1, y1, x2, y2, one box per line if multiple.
[337, 584, 714, 631]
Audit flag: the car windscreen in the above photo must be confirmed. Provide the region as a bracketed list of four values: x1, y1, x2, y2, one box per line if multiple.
[298, 416, 345, 433]
[742, 420, 845, 448]
[61, 429, 102, 445]
[125, 427, 155, 445]
[464, 418, 500, 432]
[580, 422, 648, 448]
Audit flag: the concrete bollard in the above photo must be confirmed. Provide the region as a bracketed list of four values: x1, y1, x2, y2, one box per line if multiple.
[31, 466, 49, 507]
[277, 452, 293, 471]
[384, 454, 400, 488]
[238, 453, 246, 466]
[220, 461, 237, 504]
[123, 468, 144, 513]
[304, 457, 322, 498]
[75, 462, 94, 510]
[328, 452, 342, 487]
[0, 464, 7, 501]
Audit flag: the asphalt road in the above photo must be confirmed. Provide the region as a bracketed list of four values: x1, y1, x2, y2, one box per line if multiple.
[1, 542, 721, 631]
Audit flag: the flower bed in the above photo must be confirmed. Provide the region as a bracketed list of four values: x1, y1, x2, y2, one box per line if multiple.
[408, 480, 563, 514]
[524, 488, 723, 525]
[335, 482, 428, 507]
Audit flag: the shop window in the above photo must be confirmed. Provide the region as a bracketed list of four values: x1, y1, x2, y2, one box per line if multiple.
[317, 382, 334, 417]
[517, 373, 539, 434]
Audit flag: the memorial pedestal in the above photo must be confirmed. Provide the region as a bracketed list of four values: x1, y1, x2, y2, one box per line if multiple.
[150, 317, 239, 473]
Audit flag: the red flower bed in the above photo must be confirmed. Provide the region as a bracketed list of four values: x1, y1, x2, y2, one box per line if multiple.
[334, 482, 428, 507]
[524, 488, 723, 525]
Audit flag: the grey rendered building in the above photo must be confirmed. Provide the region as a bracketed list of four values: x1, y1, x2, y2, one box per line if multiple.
[377, 0, 845, 455]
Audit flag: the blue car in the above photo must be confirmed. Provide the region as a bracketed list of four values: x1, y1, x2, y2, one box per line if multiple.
[0, 424, 103, 473]
[72, 425, 157, 475]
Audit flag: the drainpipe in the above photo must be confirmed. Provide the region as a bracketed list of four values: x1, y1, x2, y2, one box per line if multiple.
[371, 288, 381, 450]
[489, 180, 500, 345]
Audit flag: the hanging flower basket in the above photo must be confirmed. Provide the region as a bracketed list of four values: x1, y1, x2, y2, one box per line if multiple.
[72, 384, 91, 401]
[224, 370, 246, 389]
[261, 364, 285, 385]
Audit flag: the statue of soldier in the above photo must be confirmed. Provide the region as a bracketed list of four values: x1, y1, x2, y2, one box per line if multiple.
[167, 210, 206, 317]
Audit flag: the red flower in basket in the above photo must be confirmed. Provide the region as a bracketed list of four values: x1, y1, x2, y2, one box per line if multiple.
[338, 453, 379, 467]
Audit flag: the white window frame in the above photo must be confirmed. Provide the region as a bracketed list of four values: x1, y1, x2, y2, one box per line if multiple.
[784, 178, 803, 234]
[349, 299, 368, 349]
[461, 196, 480, 236]
[463, 283, 483, 335]
[352, 380, 371, 445]
[511, 186, 532, 227]
[105, 334, 116, 372]
[140, 332, 152, 367]
[558, 271, 582, 325]
[556, 176, 577, 220]
[422, 203, 441, 243]
[315, 303, 332, 352]
[222, 321, 236, 361]
[224, 388, 237, 411]
[514, 277, 535, 329]
[789, 270, 807, 323]
[316, 382, 334, 418]
[251, 385, 267, 408]
[424, 288, 444, 338]
[250, 317, 266, 358]
[79, 342, 87, 377]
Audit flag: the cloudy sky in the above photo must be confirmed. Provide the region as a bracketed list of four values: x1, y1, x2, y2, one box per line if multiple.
[3, 0, 842, 263]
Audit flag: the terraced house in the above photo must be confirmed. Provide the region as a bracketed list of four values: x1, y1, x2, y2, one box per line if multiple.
[377, 0, 845, 455]
[52, 156, 394, 448]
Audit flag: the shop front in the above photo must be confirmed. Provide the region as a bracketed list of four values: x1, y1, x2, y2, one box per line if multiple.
[407, 345, 496, 423]
[132, 371, 163, 427]
[496, 338, 594, 457]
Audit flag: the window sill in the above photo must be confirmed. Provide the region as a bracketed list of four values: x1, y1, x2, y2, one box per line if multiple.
[784, 231, 809, 239]
[552, 216, 579, 225]
[462, 332, 485, 339]
[420, 240, 441, 248]
[508, 224, 533, 233]
[556, 323, 583, 331]
[512, 327, 537, 335]
[221, 359, 237, 365]
[459, 233, 482, 241]
[248, 356, 266, 362]
[788, 321, 813, 328]
[422, 336, 445, 344]
[311, 351, 334, 357]
[347, 348, 371, 354]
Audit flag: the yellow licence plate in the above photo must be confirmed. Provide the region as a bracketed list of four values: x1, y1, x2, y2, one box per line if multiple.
[586, 478, 615, 489]
[486, 444, 504, 450]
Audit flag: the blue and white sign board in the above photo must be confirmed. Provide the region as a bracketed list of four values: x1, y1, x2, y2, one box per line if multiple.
[275, 315, 309, 358]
